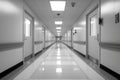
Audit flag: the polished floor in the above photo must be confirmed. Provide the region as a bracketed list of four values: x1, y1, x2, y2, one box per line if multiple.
[12, 43, 106, 80]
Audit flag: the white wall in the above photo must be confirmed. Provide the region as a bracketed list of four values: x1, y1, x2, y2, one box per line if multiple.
[62, 31, 72, 47]
[0, 0, 45, 73]
[34, 21, 44, 54]
[0, 48, 23, 73]
[75, 0, 120, 74]
[0, 0, 23, 73]
[101, 0, 120, 74]
[24, 0, 45, 55]
[72, 27, 86, 55]
[45, 30, 55, 48]
[72, 0, 99, 56]
[101, 0, 120, 43]
[65, 31, 71, 47]
[0, 0, 23, 43]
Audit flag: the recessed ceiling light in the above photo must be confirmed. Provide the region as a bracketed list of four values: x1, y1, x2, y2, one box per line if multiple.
[50, 1, 66, 11]
[57, 30, 61, 33]
[74, 27, 83, 30]
[57, 57, 61, 59]
[57, 32, 60, 34]
[56, 27, 61, 29]
[55, 21, 63, 25]
[57, 33, 61, 36]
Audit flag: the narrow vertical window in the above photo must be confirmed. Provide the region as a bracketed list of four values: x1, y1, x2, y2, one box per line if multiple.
[90, 15, 97, 37]
[25, 18, 30, 37]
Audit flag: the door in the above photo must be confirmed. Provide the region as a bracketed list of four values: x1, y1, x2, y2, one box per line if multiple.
[24, 12, 33, 59]
[88, 7, 100, 65]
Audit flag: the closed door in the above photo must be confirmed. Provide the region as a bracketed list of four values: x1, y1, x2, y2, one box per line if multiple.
[24, 12, 33, 58]
[88, 7, 100, 65]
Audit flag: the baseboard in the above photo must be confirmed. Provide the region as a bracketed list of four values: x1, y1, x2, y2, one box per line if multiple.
[0, 43, 55, 79]
[35, 43, 55, 57]
[24, 54, 33, 61]
[73, 49, 85, 57]
[100, 64, 120, 79]
[45, 42, 55, 49]
[35, 50, 43, 56]
[88, 55, 99, 65]
[0, 61, 23, 79]
[64, 43, 86, 58]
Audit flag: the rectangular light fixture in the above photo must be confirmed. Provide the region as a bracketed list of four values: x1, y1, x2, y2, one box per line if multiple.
[55, 21, 63, 25]
[57, 30, 61, 33]
[56, 27, 61, 29]
[50, 1, 66, 11]
[74, 27, 83, 30]
[57, 32, 60, 34]
[57, 33, 60, 36]
[57, 33, 60, 35]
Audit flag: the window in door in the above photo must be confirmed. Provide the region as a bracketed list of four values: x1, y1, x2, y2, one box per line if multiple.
[90, 15, 97, 37]
[25, 18, 31, 37]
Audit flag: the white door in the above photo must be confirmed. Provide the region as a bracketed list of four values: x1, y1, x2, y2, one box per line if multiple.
[24, 12, 33, 58]
[88, 7, 100, 65]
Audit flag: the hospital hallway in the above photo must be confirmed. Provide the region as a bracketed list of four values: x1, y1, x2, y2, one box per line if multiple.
[1, 43, 117, 80]
[1, 0, 120, 80]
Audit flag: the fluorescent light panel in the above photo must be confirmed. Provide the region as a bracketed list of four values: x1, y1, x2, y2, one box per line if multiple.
[57, 33, 60, 35]
[56, 27, 61, 29]
[57, 31, 61, 33]
[50, 1, 66, 11]
[55, 21, 63, 25]
[74, 27, 83, 30]
[57, 33, 61, 36]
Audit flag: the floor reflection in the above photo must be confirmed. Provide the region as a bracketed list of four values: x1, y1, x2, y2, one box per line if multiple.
[31, 43, 88, 79]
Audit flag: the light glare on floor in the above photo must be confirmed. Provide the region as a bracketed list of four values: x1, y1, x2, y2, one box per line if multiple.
[50, 1, 66, 11]
[56, 60, 61, 65]
[57, 57, 61, 59]
[57, 44, 60, 47]
[57, 53, 60, 56]
[39, 67, 45, 71]
[42, 68, 45, 71]
[57, 48, 60, 50]
[57, 49, 60, 54]
[56, 68, 62, 73]
[42, 62, 45, 65]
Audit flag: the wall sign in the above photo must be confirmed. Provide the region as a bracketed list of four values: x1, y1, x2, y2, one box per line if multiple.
[115, 13, 119, 23]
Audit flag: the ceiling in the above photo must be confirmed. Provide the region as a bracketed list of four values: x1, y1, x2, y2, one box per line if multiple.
[24, 0, 92, 36]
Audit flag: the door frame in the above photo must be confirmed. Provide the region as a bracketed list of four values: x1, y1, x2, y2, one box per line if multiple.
[23, 10, 34, 62]
[43, 27, 46, 49]
[71, 28, 73, 48]
[86, 3, 101, 66]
